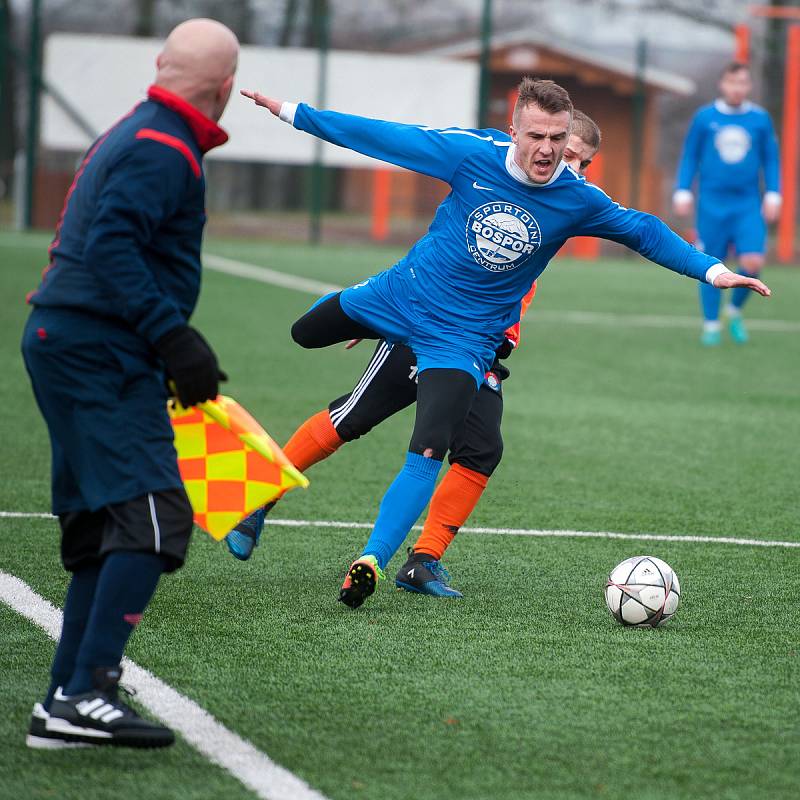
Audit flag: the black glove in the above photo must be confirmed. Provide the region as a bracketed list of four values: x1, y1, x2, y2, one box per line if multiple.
[154, 325, 226, 407]
[495, 337, 514, 361]
[490, 359, 510, 382]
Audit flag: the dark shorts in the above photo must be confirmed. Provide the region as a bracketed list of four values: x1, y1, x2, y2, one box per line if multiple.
[21, 307, 186, 514]
[59, 489, 193, 572]
[329, 341, 504, 476]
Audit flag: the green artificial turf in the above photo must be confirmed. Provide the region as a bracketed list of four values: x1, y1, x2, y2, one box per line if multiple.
[1, 230, 798, 799]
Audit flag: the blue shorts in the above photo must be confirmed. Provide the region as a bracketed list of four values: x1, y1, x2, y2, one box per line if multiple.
[22, 308, 183, 515]
[696, 195, 766, 261]
[339, 267, 501, 387]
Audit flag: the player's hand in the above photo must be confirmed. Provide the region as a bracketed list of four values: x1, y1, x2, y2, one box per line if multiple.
[762, 193, 782, 224]
[494, 338, 514, 360]
[672, 191, 693, 218]
[155, 325, 226, 407]
[344, 338, 363, 350]
[713, 272, 771, 297]
[240, 89, 282, 116]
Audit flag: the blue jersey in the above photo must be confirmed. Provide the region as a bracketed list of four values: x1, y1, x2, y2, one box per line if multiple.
[286, 103, 720, 335]
[676, 100, 780, 200]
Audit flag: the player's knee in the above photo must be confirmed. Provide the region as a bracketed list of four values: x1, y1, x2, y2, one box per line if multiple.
[409, 433, 450, 462]
[332, 414, 371, 442]
[738, 254, 763, 274]
[290, 317, 316, 348]
[451, 439, 503, 477]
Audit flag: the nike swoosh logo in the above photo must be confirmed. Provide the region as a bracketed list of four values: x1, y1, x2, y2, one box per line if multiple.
[472, 181, 494, 191]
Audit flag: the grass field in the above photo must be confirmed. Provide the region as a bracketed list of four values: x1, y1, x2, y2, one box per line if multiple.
[1, 229, 799, 800]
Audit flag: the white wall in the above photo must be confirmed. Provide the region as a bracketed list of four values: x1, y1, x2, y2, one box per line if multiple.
[41, 33, 479, 168]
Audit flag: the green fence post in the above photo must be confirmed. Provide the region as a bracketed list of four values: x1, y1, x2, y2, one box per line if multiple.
[630, 37, 647, 213]
[309, 0, 329, 245]
[477, 0, 493, 128]
[23, 0, 42, 229]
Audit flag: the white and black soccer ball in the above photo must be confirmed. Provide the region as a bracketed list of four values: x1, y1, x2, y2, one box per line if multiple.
[604, 556, 681, 627]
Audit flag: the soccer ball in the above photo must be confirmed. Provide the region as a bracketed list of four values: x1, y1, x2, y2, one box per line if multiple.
[604, 556, 681, 627]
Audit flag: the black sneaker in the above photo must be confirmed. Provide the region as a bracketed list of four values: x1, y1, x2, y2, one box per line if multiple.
[26, 701, 95, 749]
[395, 549, 463, 598]
[338, 555, 385, 609]
[46, 666, 174, 748]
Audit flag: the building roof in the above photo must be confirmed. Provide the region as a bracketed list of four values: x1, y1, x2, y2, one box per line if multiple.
[422, 27, 696, 96]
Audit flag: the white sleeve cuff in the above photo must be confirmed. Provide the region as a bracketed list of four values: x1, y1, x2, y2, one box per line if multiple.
[279, 102, 298, 125]
[705, 263, 731, 286]
[673, 189, 694, 204]
[764, 191, 782, 207]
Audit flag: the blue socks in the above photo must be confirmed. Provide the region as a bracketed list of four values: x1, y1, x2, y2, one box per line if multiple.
[361, 452, 443, 569]
[44, 564, 101, 710]
[64, 551, 166, 696]
[699, 281, 721, 322]
[731, 270, 756, 310]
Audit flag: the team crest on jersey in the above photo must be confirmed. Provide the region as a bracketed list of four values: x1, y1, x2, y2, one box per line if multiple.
[466, 202, 541, 272]
[714, 125, 751, 164]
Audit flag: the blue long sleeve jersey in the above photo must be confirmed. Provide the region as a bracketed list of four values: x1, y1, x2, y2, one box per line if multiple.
[286, 103, 722, 333]
[675, 100, 780, 198]
[28, 86, 229, 345]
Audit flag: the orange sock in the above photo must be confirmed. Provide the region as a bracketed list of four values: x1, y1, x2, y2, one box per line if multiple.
[282, 409, 345, 472]
[413, 463, 488, 560]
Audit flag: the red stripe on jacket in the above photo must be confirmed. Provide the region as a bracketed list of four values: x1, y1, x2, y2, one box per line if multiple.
[135, 128, 202, 178]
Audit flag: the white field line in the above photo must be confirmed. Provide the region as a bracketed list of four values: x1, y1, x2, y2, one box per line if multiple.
[0, 571, 329, 800]
[204, 253, 342, 296]
[2, 510, 798, 549]
[3, 236, 796, 332]
[527, 308, 800, 332]
[203, 252, 800, 333]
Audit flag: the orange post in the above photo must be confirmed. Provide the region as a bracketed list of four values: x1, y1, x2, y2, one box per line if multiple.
[734, 23, 751, 63]
[506, 89, 518, 127]
[777, 25, 800, 263]
[571, 153, 604, 260]
[371, 168, 392, 242]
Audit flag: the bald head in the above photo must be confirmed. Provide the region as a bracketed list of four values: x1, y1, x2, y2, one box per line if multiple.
[156, 18, 239, 122]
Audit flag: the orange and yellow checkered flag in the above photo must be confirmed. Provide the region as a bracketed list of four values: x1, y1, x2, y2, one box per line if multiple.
[168, 395, 309, 540]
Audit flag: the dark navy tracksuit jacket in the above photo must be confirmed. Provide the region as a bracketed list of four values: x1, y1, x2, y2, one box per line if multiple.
[22, 86, 228, 513]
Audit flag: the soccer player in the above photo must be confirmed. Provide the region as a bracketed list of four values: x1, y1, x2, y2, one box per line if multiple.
[226, 112, 603, 602]
[21, 19, 238, 748]
[242, 77, 769, 610]
[673, 61, 781, 345]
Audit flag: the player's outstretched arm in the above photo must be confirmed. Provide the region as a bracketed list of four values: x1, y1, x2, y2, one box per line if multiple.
[240, 87, 483, 183]
[576, 186, 772, 297]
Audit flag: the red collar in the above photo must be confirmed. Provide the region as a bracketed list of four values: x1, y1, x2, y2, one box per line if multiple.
[147, 85, 229, 153]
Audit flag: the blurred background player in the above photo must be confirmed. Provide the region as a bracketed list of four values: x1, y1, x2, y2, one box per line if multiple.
[673, 61, 781, 346]
[21, 19, 237, 749]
